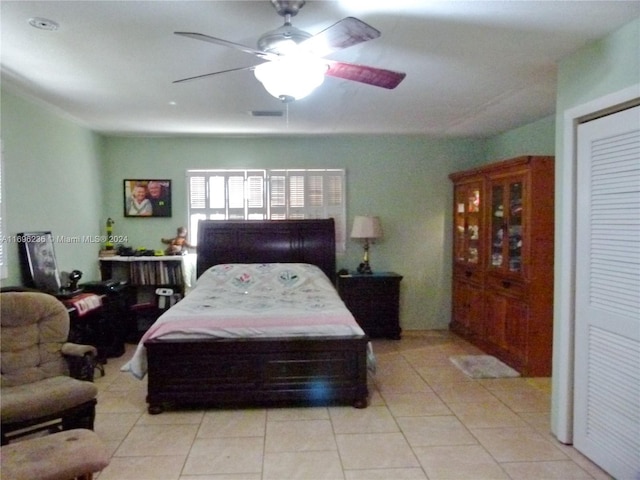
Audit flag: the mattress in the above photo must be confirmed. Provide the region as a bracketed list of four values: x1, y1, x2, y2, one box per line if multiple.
[122, 263, 367, 378]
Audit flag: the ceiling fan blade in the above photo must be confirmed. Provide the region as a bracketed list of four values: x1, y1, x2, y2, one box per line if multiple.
[174, 32, 278, 61]
[173, 65, 257, 84]
[325, 61, 406, 89]
[300, 17, 380, 57]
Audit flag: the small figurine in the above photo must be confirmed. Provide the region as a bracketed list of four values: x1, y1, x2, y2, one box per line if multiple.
[161, 227, 192, 255]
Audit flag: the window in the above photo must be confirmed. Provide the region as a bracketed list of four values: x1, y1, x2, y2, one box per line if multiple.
[187, 169, 346, 251]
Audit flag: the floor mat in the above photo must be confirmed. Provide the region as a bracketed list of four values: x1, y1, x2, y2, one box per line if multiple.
[449, 355, 520, 379]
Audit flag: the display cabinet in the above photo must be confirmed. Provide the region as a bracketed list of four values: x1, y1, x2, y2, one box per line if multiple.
[449, 156, 554, 376]
[451, 175, 485, 339]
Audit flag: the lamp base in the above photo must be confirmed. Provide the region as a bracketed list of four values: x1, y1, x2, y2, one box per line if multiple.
[357, 262, 373, 275]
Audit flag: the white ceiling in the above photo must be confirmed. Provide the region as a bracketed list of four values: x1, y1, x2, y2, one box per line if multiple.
[2, 1, 639, 137]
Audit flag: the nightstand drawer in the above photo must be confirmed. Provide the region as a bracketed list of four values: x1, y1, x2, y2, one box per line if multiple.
[337, 272, 403, 339]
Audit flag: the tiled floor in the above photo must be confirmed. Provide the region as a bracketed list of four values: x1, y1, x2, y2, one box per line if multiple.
[93, 330, 612, 479]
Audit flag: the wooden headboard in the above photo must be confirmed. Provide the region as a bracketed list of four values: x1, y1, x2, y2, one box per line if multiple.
[196, 219, 337, 283]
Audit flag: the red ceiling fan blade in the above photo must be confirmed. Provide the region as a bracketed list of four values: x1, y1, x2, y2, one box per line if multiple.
[173, 65, 258, 84]
[325, 61, 406, 89]
[300, 17, 380, 57]
[175, 32, 279, 61]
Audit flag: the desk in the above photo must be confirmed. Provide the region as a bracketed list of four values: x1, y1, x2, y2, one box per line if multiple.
[61, 293, 106, 375]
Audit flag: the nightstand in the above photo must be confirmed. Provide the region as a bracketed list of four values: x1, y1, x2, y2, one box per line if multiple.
[336, 272, 403, 339]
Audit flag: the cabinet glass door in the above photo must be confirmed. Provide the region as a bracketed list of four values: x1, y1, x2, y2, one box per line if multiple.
[489, 177, 525, 275]
[454, 182, 481, 265]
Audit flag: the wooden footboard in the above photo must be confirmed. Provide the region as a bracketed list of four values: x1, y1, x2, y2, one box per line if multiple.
[145, 336, 369, 413]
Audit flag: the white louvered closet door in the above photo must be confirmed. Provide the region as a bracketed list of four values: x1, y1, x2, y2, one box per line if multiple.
[575, 104, 640, 480]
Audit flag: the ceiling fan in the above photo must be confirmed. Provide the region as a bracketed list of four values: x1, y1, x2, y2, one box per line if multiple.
[173, 0, 406, 102]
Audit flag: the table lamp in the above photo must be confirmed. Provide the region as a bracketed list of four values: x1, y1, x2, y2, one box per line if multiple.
[350, 216, 383, 274]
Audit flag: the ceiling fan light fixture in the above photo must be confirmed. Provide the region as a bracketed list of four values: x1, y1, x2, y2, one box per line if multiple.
[254, 58, 327, 102]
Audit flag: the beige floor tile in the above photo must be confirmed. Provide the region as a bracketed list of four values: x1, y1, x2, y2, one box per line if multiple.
[471, 426, 568, 462]
[197, 409, 266, 438]
[344, 467, 428, 479]
[136, 409, 204, 425]
[413, 445, 510, 480]
[329, 405, 399, 434]
[430, 381, 497, 403]
[265, 419, 337, 452]
[525, 377, 552, 393]
[396, 415, 477, 447]
[336, 433, 420, 469]
[415, 364, 475, 385]
[446, 400, 527, 428]
[180, 475, 261, 480]
[501, 460, 595, 479]
[114, 424, 198, 457]
[97, 455, 187, 480]
[96, 389, 148, 413]
[476, 377, 532, 391]
[517, 411, 552, 434]
[367, 386, 386, 406]
[381, 391, 451, 417]
[266, 406, 329, 421]
[102, 440, 123, 458]
[373, 369, 432, 393]
[489, 386, 551, 412]
[102, 371, 147, 392]
[263, 450, 345, 480]
[183, 437, 263, 475]
[94, 412, 141, 442]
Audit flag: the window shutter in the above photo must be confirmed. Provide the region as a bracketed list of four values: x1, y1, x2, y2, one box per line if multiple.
[247, 172, 266, 219]
[269, 174, 286, 219]
[188, 169, 345, 250]
[190, 176, 206, 209]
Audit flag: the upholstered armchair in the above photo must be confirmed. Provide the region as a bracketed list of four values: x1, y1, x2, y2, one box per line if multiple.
[0, 292, 99, 445]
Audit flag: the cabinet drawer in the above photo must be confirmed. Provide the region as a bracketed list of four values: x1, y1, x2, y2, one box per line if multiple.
[453, 265, 484, 285]
[486, 275, 526, 298]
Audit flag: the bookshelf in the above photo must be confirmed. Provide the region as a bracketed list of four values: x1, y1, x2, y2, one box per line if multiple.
[99, 255, 188, 338]
[99, 256, 185, 292]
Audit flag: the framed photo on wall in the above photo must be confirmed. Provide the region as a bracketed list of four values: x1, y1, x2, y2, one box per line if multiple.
[124, 179, 172, 217]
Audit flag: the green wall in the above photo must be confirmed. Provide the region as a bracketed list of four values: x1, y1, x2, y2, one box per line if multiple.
[101, 135, 485, 330]
[1, 88, 104, 286]
[484, 115, 556, 161]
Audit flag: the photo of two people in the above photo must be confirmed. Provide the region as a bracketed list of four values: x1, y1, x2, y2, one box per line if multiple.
[124, 179, 172, 217]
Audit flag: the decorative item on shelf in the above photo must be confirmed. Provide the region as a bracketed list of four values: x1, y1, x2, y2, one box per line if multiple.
[161, 227, 193, 255]
[350, 215, 383, 274]
[105, 218, 115, 250]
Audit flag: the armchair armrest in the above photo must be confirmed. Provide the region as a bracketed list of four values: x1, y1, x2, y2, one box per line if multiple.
[62, 342, 98, 382]
[62, 342, 97, 358]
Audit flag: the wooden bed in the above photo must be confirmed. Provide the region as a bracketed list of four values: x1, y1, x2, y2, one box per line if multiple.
[144, 219, 369, 413]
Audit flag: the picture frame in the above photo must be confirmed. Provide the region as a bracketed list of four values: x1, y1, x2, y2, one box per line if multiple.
[124, 179, 172, 217]
[18, 231, 62, 293]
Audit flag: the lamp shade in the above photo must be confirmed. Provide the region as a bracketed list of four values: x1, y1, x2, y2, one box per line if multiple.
[350, 216, 383, 239]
